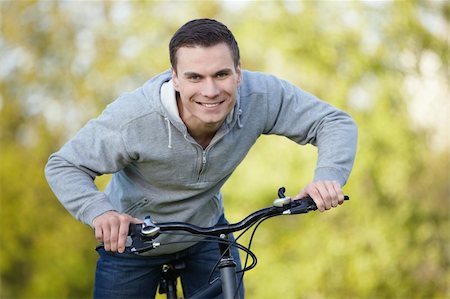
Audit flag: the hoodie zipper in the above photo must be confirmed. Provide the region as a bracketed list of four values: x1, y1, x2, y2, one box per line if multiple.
[197, 149, 207, 181]
[202, 151, 207, 164]
[195, 120, 238, 181]
[164, 112, 238, 181]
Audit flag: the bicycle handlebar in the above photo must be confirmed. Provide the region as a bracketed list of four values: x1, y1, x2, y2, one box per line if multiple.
[126, 188, 349, 254]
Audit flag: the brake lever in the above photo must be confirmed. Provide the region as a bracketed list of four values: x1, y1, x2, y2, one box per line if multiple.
[126, 218, 162, 254]
[125, 235, 161, 254]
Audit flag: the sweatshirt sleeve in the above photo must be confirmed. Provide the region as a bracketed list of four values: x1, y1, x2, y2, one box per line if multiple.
[263, 76, 358, 186]
[45, 98, 134, 226]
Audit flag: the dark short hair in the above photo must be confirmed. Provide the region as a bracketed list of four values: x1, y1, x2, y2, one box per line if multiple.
[169, 18, 240, 72]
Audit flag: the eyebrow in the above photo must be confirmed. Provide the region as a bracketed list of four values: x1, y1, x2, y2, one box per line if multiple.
[183, 72, 202, 78]
[183, 68, 233, 78]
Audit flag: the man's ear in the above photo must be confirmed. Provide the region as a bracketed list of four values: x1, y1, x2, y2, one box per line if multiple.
[171, 69, 179, 91]
[236, 64, 242, 85]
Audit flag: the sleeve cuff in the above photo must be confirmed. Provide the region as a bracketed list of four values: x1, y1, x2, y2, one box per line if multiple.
[80, 197, 117, 227]
[313, 167, 348, 186]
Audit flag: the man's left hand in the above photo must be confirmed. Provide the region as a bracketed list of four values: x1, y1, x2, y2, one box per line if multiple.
[293, 181, 345, 212]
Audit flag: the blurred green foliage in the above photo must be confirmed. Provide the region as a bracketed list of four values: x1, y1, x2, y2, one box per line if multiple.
[1, 1, 449, 298]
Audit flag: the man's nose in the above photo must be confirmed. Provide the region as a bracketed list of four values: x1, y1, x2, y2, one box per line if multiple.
[201, 78, 220, 98]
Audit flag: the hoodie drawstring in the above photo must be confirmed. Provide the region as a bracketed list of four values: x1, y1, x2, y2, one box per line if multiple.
[165, 117, 172, 149]
[237, 109, 243, 129]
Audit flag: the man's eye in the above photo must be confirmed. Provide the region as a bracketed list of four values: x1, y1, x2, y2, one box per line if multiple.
[189, 75, 200, 81]
[216, 73, 229, 79]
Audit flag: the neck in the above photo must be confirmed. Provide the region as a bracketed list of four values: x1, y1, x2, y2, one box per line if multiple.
[176, 97, 222, 149]
[190, 130, 216, 149]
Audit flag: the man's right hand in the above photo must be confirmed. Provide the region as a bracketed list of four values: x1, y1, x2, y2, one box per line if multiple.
[92, 211, 142, 253]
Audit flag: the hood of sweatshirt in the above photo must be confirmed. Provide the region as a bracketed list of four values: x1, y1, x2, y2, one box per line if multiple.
[142, 70, 243, 149]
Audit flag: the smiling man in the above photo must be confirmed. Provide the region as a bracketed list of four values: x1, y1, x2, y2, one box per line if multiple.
[172, 43, 241, 148]
[45, 19, 357, 298]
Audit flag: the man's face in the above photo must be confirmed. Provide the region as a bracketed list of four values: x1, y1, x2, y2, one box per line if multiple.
[172, 43, 241, 132]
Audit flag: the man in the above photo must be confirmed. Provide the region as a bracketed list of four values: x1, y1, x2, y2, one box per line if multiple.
[45, 18, 357, 298]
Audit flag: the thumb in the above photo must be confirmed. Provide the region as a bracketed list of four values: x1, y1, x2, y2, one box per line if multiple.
[130, 217, 144, 224]
[292, 189, 308, 201]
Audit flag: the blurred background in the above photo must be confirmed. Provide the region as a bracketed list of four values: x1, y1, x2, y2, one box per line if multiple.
[1, 1, 449, 298]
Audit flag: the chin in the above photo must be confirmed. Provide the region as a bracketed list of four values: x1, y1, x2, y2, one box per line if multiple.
[202, 118, 223, 125]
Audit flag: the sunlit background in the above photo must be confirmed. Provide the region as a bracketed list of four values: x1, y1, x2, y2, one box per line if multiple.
[1, 1, 449, 298]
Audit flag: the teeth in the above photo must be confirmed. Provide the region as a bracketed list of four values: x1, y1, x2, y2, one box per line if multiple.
[201, 103, 220, 108]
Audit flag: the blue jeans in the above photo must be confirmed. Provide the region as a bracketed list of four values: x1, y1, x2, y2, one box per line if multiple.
[93, 215, 244, 298]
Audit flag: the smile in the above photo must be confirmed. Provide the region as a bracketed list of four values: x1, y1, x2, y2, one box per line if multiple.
[196, 100, 225, 108]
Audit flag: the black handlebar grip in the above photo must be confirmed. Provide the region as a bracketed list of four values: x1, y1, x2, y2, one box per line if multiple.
[311, 195, 349, 208]
[128, 223, 143, 236]
[290, 195, 350, 214]
[309, 195, 350, 205]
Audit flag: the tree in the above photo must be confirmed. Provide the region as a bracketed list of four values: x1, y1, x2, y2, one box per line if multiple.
[1, 1, 448, 298]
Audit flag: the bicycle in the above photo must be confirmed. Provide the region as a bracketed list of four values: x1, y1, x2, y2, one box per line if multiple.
[126, 187, 349, 299]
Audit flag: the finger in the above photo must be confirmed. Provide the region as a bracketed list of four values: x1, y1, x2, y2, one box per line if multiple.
[117, 216, 131, 253]
[307, 183, 326, 212]
[324, 181, 339, 208]
[102, 224, 112, 251]
[109, 221, 120, 252]
[330, 181, 345, 205]
[94, 225, 103, 243]
[315, 182, 332, 210]
[131, 217, 144, 224]
[292, 186, 306, 201]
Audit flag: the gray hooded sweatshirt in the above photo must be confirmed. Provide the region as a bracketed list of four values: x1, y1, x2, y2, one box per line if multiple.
[45, 70, 357, 255]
